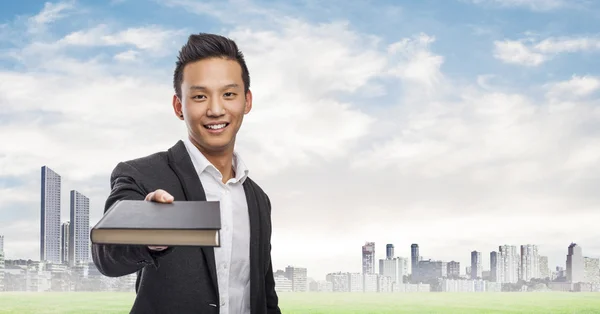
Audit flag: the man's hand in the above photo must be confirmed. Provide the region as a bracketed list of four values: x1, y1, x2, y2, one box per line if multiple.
[145, 189, 174, 251]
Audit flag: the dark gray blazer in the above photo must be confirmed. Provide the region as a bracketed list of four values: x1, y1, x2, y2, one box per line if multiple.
[91, 140, 281, 314]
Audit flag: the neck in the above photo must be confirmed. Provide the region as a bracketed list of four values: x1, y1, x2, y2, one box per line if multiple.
[189, 135, 235, 183]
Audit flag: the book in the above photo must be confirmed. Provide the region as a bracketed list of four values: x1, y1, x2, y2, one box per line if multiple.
[90, 200, 221, 247]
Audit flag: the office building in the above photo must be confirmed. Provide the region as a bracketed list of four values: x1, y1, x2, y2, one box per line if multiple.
[69, 191, 90, 266]
[362, 242, 375, 274]
[40, 166, 62, 263]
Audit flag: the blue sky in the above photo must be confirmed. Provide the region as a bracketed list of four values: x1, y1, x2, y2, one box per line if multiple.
[1, 0, 600, 281]
[2, 0, 599, 80]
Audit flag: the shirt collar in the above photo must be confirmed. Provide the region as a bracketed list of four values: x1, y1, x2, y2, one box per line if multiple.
[183, 137, 249, 184]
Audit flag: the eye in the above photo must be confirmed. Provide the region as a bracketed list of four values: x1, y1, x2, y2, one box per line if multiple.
[192, 95, 206, 100]
[224, 92, 236, 98]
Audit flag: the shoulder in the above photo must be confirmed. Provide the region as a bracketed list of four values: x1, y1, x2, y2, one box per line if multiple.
[111, 150, 169, 179]
[244, 176, 267, 196]
[244, 176, 272, 209]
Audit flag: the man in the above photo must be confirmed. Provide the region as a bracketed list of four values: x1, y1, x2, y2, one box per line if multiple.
[92, 33, 281, 314]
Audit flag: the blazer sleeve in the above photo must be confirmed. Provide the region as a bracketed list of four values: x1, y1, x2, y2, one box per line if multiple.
[91, 161, 171, 277]
[264, 195, 282, 313]
[265, 245, 281, 314]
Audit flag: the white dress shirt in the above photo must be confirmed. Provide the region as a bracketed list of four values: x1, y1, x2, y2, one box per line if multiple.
[183, 137, 251, 314]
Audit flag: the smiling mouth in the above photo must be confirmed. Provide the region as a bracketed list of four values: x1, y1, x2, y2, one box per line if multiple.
[204, 123, 229, 130]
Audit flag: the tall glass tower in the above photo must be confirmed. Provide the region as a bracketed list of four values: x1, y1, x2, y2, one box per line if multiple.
[40, 166, 62, 263]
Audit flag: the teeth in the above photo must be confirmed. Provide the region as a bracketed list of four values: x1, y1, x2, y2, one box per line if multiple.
[207, 123, 226, 130]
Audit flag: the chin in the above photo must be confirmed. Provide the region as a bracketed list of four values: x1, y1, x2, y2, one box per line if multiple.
[203, 140, 234, 152]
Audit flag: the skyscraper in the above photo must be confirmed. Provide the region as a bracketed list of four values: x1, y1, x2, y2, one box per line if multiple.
[520, 244, 539, 281]
[379, 258, 397, 282]
[411, 244, 419, 276]
[539, 256, 550, 279]
[499, 245, 519, 283]
[386, 244, 394, 259]
[40, 166, 62, 263]
[362, 242, 375, 274]
[447, 261, 460, 279]
[490, 251, 498, 282]
[69, 190, 90, 266]
[0, 236, 4, 291]
[61, 222, 70, 264]
[567, 243, 584, 283]
[471, 251, 482, 279]
[584, 257, 600, 284]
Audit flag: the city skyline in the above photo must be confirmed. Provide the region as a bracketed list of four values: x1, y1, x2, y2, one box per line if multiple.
[1, 164, 598, 280]
[35, 166, 92, 267]
[1, 0, 600, 282]
[2, 165, 598, 283]
[1, 234, 597, 293]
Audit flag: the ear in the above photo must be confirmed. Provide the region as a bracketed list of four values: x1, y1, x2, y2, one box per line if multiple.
[244, 89, 253, 114]
[172, 94, 184, 120]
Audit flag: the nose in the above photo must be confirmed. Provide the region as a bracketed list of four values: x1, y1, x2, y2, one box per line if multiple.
[207, 97, 225, 117]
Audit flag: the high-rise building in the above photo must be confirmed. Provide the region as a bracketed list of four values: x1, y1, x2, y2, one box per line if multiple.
[584, 257, 600, 284]
[539, 256, 550, 279]
[411, 244, 419, 276]
[69, 191, 90, 266]
[40, 166, 62, 264]
[285, 266, 308, 292]
[326, 272, 349, 292]
[520, 244, 539, 281]
[471, 251, 482, 279]
[379, 258, 396, 280]
[379, 256, 408, 285]
[386, 244, 394, 260]
[490, 251, 498, 282]
[362, 242, 375, 274]
[566, 243, 584, 283]
[396, 257, 409, 282]
[498, 245, 519, 283]
[447, 261, 460, 279]
[61, 222, 70, 264]
[0, 244, 4, 291]
[417, 259, 447, 282]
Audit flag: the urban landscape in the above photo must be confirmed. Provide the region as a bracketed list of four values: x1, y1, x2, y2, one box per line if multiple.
[0, 165, 598, 294]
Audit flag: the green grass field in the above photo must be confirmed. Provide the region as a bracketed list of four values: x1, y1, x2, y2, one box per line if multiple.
[0, 291, 599, 313]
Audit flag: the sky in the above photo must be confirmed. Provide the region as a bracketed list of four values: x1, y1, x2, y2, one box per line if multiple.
[1, 0, 600, 281]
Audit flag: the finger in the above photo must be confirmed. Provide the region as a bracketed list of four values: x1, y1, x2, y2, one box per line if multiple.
[147, 189, 174, 203]
[154, 189, 174, 202]
[144, 191, 155, 201]
[148, 246, 168, 251]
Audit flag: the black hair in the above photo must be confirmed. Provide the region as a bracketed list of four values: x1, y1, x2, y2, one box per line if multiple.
[173, 33, 250, 98]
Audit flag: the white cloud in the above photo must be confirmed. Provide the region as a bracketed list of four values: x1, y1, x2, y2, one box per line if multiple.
[387, 33, 445, 87]
[56, 24, 183, 53]
[545, 75, 600, 100]
[534, 36, 600, 54]
[493, 40, 547, 66]
[494, 36, 600, 66]
[114, 49, 139, 62]
[467, 0, 580, 11]
[27, 1, 76, 33]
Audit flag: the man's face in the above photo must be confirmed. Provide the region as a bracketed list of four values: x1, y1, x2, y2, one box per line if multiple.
[173, 57, 252, 154]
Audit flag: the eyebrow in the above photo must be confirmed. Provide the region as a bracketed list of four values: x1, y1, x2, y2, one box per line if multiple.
[189, 83, 240, 91]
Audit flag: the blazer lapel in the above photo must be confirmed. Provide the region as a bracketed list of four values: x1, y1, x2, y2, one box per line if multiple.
[243, 180, 261, 313]
[167, 140, 219, 294]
